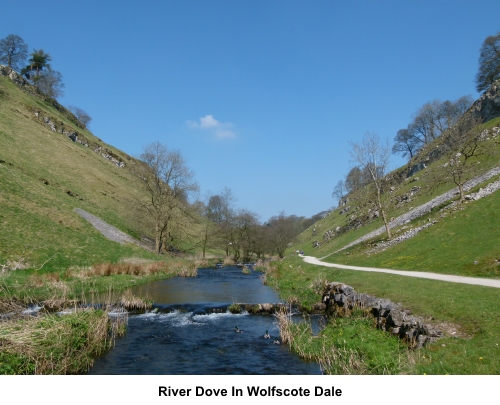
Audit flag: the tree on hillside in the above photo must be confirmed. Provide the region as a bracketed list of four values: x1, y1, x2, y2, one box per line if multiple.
[136, 142, 199, 254]
[430, 114, 487, 202]
[391, 128, 421, 159]
[0, 34, 28, 71]
[393, 96, 474, 160]
[22, 49, 52, 85]
[344, 166, 372, 193]
[332, 180, 346, 204]
[37, 69, 64, 98]
[476, 32, 500, 93]
[349, 131, 392, 239]
[68, 106, 92, 128]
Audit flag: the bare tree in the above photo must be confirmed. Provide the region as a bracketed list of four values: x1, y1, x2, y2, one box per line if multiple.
[476, 32, 500, 93]
[136, 142, 199, 254]
[432, 114, 486, 202]
[68, 106, 92, 128]
[0, 34, 28, 71]
[231, 209, 259, 262]
[349, 131, 392, 239]
[344, 166, 370, 193]
[399, 96, 475, 153]
[267, 212, 297, 258]
[332, 180, 346, 204]
[37, 69, 64, 98]
[196, 192, 231, 259]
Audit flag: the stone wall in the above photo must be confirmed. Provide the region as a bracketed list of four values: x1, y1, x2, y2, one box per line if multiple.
[322, 282, 442, 348]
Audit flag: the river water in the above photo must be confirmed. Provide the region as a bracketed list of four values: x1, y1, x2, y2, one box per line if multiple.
[88, 265, 321, 375]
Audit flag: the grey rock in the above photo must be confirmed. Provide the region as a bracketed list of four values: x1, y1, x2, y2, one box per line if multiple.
[386, 309, 406, 327]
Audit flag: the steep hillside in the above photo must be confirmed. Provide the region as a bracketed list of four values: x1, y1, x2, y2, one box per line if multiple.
[293, 106, 500, 279]
[0, 68, 162, 271]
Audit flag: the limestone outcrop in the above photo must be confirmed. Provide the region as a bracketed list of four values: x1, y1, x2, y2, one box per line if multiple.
[471, 78, 500, 122]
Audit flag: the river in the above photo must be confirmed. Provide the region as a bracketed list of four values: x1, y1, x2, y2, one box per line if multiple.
[88, 265, 322, 374]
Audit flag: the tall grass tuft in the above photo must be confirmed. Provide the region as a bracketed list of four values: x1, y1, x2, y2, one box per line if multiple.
[119, 290, 152, 310]
[309, 272, 327, 295]
[0, 310, 113, 374]
[275, 307, 409, 375]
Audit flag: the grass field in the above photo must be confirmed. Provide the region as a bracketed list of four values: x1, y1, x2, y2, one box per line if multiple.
[267, 256, 500, 374]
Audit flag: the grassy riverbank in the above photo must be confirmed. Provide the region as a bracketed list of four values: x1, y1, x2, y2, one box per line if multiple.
[0, 257, 199, 374]
[266, 256, 500, 374]
[0, 309, 119, 374]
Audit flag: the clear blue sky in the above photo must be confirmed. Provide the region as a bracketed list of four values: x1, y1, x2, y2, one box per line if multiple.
[2, 1, 499, 221]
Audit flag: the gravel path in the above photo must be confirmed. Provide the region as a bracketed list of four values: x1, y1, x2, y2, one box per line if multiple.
[302, 255, 500, 288]
[333, 165, 500, 253]
[75, 208, 149, 249]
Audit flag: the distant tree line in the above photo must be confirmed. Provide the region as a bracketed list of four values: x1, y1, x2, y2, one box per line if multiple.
[0, 33, 91, 128]
[136, 141, 316, 260]
[196, 190, 318, 260]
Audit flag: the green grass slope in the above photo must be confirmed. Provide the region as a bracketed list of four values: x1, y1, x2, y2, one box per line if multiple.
[292, 118, 500, 279]
[0, 75, 160, 271]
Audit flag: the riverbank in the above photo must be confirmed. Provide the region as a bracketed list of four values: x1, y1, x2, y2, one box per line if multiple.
[265, 256, 500, 374]
[0, 257, 199, 374]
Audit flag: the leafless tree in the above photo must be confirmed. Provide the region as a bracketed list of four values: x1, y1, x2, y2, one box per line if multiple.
[68, 106, 92, 128]
[196, 191, 233, 259]
[37, 69, 64, 99]
[476, 32, 500, 93]
[332, 180, 346, 204]
[136, 142, 199, 254]
[393, 97, 474, 159]
[267, 212, 297, 258]
[0, 34, 28, 71]
[231, 209, 259, 262]
[349, 131, 392, 239]
[432, 114, 487, 202]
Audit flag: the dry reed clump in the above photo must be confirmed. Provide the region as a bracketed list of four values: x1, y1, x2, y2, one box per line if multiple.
[223, 257, 234, 266]
[41, 297, 78, 311]
[87, 261, 168, 277]
[275, 310, 294, 345]
[0, 298, 25, 316]
[119, 290, 152, 310]
[25, 273, 71, 298]
[254, 260, 270, 273]
[0, 310, 112, 374]
[309, 272, 327, 295]
[167, 260, 198, 277]
[194, 258, 209, 268]
[84, 260, 197, 278]
[259, 262, 279, 286]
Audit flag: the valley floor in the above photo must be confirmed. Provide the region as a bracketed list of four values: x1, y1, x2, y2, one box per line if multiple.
[301, 255, 500, 288]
